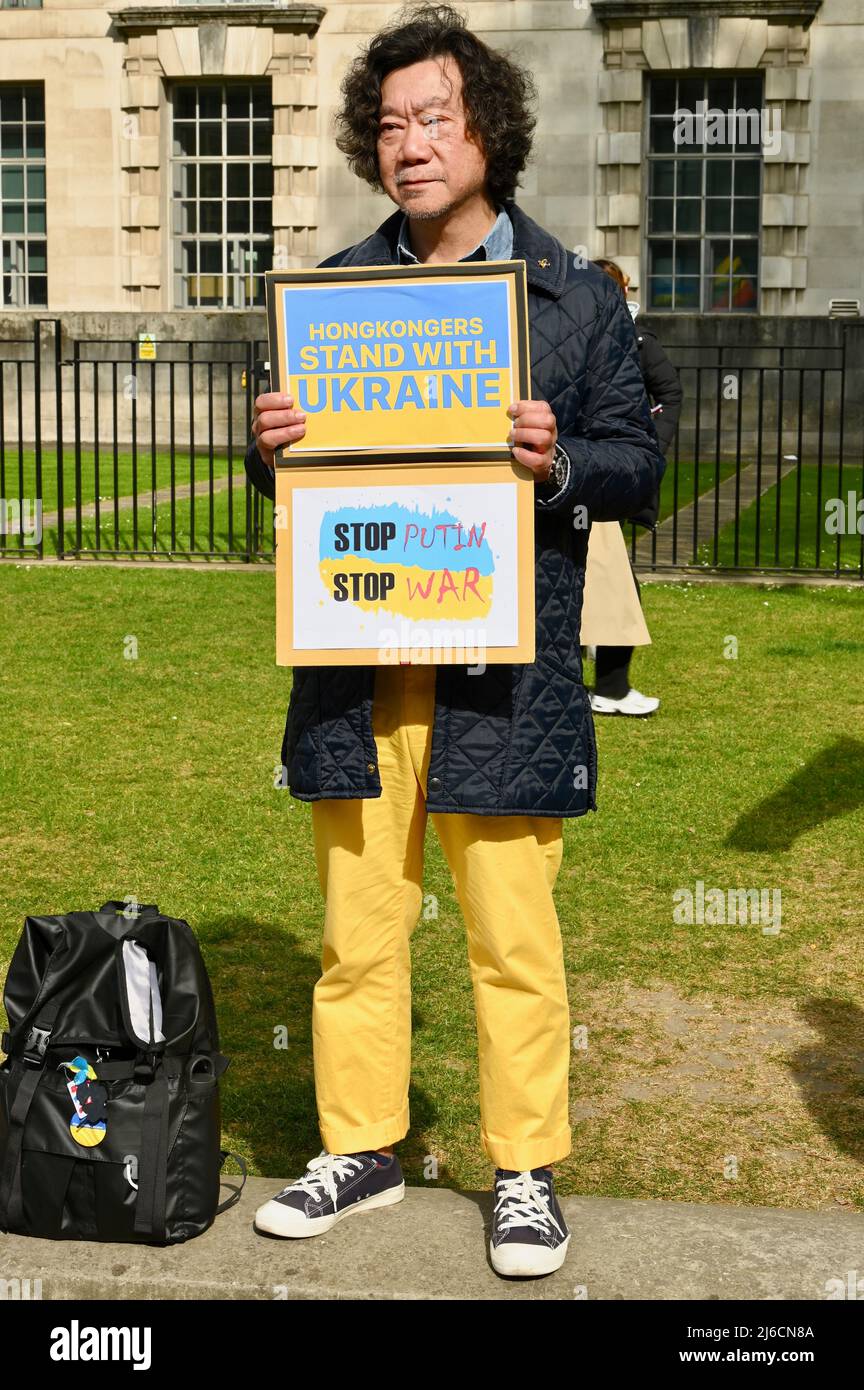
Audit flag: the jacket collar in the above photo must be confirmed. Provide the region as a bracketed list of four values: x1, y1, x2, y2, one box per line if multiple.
[334, 198, 568, 297]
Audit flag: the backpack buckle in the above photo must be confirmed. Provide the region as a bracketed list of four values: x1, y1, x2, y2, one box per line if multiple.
[133, 1050, 159, 1082]
[22, 1025, 52, 1067]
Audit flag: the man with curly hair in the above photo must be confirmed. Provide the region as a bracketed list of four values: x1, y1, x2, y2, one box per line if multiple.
[247, 3, 663, 1279]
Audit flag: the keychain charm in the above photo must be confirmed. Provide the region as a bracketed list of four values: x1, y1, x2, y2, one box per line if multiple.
[60, 1055, 108, 1147]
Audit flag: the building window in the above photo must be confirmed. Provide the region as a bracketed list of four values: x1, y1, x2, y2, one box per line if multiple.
[646, 75, 762, 313]
[171, 81, 273, 309]
[1, 84, 46, 307]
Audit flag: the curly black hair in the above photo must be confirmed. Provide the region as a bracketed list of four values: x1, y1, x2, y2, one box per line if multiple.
[333, 2, 537, 206]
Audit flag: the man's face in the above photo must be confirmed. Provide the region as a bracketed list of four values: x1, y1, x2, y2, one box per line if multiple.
[376, 56, 489, 219]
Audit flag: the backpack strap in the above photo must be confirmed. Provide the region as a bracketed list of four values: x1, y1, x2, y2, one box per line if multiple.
[216, 1151, 248, 1215]
[0, 994, 64, 1232]
[132, 1067, 170, 1242]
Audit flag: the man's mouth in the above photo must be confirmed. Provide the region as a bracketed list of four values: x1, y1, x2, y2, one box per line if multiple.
[401, 178, 438, 187]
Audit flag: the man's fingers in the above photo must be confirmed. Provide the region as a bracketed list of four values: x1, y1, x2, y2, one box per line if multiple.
[256, 407, 306, 432]
[255, 392, 295, 410]
[509, 426, 554, 452]
[259, 423, 307, 448]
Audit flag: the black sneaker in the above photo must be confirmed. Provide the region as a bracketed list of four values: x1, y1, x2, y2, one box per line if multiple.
[490, 1167, 570, 1276]
[254, 1149, 405, 1238]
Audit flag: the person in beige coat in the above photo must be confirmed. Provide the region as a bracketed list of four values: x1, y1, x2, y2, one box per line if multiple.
[582, 259, 683, 717]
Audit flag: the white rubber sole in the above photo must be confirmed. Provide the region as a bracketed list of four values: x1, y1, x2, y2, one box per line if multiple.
[254, 1180, 406, 1239]
[490, 1234, 571, 1277]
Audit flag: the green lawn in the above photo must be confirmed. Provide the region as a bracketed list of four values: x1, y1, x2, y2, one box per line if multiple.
[1, 567, 863, 1209]
[702, 462, 864, 572]
[1, 447, 240, 518]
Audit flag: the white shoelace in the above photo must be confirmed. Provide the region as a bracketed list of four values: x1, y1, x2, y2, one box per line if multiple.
[279, 1150, 364, 1209]
[494, 1171, 566, 1239]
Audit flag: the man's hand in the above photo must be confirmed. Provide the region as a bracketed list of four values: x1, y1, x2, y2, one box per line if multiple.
[506, 400, 556, 482]
[252, 392, 307, 469]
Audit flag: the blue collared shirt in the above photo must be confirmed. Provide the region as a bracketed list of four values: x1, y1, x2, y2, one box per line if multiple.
[396, 204, 514, 263]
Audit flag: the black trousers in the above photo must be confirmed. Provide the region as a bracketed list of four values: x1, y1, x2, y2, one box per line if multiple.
[593, 567, 642, 700]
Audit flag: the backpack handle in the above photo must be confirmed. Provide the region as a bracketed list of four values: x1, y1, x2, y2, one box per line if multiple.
[99, 901, 160, 918]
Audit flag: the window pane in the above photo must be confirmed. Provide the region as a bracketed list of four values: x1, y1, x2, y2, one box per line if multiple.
[29, 275, 47, 306]
[676, 199, 700, 233]
[676, 242, 701, 275]
[199, 201, 222, 234]
[2, 203, 24, 233]
[199, 124, 222, 158]
[198, 164, 222, 197]
[736, 76, 763, 110]
[707, 240, 732, 274]
[27, 88, 45, 122]
[26, 166, 45, 198]
[252, 85, 272, 118]
[252, 163, 273, 197]
[178, 200, 196, 233]
[674, 278, 700, 309]
[175, 89, 195, 122]
[226, 200, 248, 233]
[252, 202, 271, 234]
[649, 199, 673, 233]
[707, 77, 735, 112]
[733, 199, 759, 234]
[28, 241, 46, 272]
[1, 166, 24, 199]
[1, 92, 23, 122]
[707, 277, 731, 311]
[198, 88, 221, 121]
[731, 241, 759, 276]
[677, 160, 701, 196]
[3, 124, 24, 158]
[227, 164, 249, 198]
[27, 203, 45, 233]
[648, 276, 673, 309]
[226, 123, 249, 156]
[174, 163, 196, 197]
[649, 119, 675, 154]
[650, 161, 674, 196]
[649, 240, 674, 276]
[173, 123, 196, 157]
[252, 124, 271, 157]
[731, 278, 758, 310]
[707, 161, 732, 197]
[677, 77, 703, 111]
[734, 160, 760, 196]
[25, 123, 45, 159]
[651, 77, 677, 115]
[734, 109, 762, 151]
[706, 200, 731, 233]
[225, 85, 249, 120]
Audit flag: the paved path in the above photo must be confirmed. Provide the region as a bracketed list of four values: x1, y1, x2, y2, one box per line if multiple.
[635, 458, 799, 565]
[39, 470, 249, 531]
[3, 1178, 861, 1300]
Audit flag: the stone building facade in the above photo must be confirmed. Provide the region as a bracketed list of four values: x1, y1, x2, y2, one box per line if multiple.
[0, 0, 861, 321]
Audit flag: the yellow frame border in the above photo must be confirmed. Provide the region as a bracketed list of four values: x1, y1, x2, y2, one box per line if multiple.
[275, 460, 535, 666]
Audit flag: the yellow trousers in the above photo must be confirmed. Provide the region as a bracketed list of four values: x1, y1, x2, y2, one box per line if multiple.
[309, 662, 573, 1171]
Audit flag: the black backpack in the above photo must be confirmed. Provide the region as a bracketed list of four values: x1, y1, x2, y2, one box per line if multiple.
[0, 900, 246, 1244]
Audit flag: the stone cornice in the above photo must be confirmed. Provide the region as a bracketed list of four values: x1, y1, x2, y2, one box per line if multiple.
[592, 0, 822, 28]
[107, 4, 326, 34]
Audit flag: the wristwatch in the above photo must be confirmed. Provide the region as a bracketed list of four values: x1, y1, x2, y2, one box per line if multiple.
[548, 442, 569, 490]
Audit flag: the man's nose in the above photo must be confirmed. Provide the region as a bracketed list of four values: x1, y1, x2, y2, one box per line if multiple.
[398, 118, 435, 163]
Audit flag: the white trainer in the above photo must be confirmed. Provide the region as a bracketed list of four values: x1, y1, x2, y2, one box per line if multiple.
[253, 1149, 405, 1238]
[589, 688, 660, 717]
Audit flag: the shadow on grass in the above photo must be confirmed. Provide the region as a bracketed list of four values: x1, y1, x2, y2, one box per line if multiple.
[724, 738, 864, 853]
[197, 914, 437, 1182]
[789, 998, 864, 1170]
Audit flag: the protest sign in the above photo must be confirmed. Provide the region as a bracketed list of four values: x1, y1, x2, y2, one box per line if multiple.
[265, 260, 530, 464]
[275, 462, 535, 666]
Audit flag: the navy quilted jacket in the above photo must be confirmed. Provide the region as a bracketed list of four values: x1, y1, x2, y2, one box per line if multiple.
[244, 199, 665, 818]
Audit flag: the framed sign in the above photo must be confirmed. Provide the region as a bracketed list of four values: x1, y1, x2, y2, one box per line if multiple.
[265, 260, 530, 466]
[275, 461, 535, 666]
